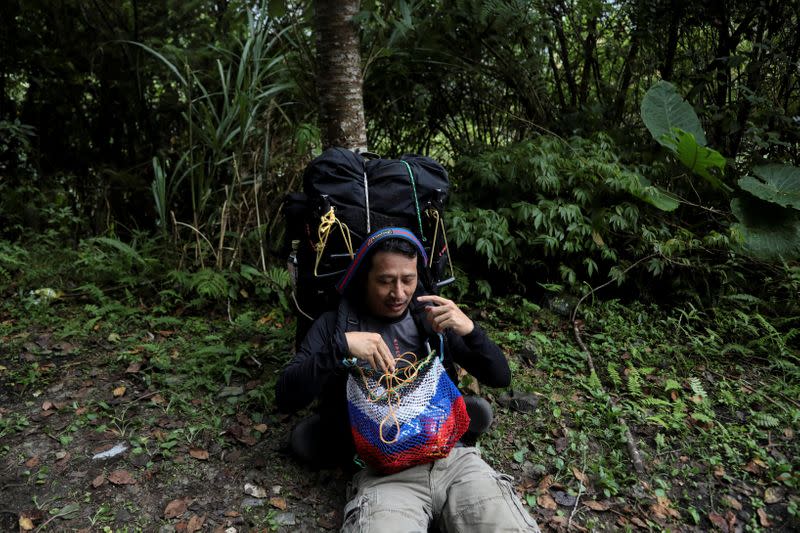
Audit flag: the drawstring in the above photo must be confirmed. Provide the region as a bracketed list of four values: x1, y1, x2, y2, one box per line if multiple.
[314, 207, 354, 277]
[363, 171, 371, 233]
[426, 209, 455, 282]
[400, 161, 426, 241]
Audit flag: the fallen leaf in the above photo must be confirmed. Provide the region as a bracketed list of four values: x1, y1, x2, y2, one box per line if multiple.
[743, 458, 766, 474]
[651, 496, 680, 520]
[722, 495, 742, 511]
[186, 514, 205, 533]
[164, 498, 190, 519]
[269, 497, 287, 510]
[537, 493, 558, 510]
[725, 510, 737, 532]
[572, 466, 589, 486]
[75, 406, 88, 416]
[91, 474, 106, 488]
[713, 465, 726, 478]
[112, 386, 126, 398]
[584, 500, 611, 511]
[151, 394, 166, 405]
[42, 400, 54, 411]
[537, 475, 554, 492]
[19, 516, 35, 531]
[244, 482, 268, 498]
[549, 516, 568, 527]
[764, 486, 785, 504]
[55, 450, 68, 460]
[254, 423, 268, 433]
[630, 516, 648, 528]
[223, 510, 240, 517]
[757, 508, 772, 527]
[107, 469, 136, 485]
[125, 362, 141, 373]
[189, 448, 209, 460]
[708, 512, 729, 532]
[236, 434, 257, 446]
[25, 456, 40, 468]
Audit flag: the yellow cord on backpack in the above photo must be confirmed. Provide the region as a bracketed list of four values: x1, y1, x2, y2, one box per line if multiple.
[314, 207, 354, 277]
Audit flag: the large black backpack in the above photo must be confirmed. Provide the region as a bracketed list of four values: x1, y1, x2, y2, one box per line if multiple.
[284, 147, 454, 341]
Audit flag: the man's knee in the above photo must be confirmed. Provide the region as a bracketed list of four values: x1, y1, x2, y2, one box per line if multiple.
[341, 488, 429, 533]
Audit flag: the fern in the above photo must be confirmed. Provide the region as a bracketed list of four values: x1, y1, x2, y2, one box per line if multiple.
[86, 236, 146, 266]
[688, 377, 707, 399]
[191, 268, 229, 300]
[751, 411, 780, 428]
[626, 366, 643, 397]
[606, 362, 622, 389]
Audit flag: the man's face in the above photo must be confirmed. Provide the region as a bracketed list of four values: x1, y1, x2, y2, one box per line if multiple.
[365, 251, 418, 318]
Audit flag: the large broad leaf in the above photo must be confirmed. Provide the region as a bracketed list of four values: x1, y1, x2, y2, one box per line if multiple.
[641, 81, 707, 148]
[738, 164, 800, 210]
[731, 197, 800, 261]
[633, 176, 680, 211]
[672, 129, 728, 190]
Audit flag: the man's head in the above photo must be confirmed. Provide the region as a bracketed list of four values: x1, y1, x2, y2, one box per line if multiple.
[362, 238, 419, 318]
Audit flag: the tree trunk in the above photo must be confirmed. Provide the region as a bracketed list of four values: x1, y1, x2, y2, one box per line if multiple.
[314, 0, 368, 151]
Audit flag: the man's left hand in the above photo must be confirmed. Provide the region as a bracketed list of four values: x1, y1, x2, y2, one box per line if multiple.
[417, 295, 475, 337]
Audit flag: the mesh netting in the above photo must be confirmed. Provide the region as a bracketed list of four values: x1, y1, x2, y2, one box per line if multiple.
[346, 353, 470, 474]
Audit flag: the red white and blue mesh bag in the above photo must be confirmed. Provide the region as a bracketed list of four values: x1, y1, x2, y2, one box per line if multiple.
[346, 341, 470, 474]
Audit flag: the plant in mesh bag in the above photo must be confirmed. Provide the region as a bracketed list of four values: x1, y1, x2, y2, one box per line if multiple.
[346, 345, 469, 474]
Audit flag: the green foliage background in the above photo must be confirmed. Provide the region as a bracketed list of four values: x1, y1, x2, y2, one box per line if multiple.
[1, 0, 799, 314]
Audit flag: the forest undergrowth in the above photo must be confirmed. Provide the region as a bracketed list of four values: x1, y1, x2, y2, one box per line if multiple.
[0, 237, 798, 532]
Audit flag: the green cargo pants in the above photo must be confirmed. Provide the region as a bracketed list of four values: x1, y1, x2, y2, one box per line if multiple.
[341, 446, 541, 533]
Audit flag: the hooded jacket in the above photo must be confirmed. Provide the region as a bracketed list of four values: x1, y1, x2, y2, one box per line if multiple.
[275, 290, 510, 462]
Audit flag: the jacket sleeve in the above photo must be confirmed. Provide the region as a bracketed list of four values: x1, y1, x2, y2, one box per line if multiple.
[447, 323, 511, 388]
[275, 312, 350, 413]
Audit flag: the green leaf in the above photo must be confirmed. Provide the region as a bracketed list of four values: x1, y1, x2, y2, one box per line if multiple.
[513, 448, 526, 463]
[738, 164, 800, 210]
[731, 197, 800, 261]
[671, 129, 728, 190]
[268, 0, 286, 19]
[641, 81, 707, 148]
[632, 176, 680, 211]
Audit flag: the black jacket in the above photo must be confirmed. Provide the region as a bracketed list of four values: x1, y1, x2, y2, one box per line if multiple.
[275, 295, 510, 460]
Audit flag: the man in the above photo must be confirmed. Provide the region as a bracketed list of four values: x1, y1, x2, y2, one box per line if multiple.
[276, 228, 540, 532]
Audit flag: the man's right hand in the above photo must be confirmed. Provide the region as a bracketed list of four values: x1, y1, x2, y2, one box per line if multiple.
[344, 332, 396, 373]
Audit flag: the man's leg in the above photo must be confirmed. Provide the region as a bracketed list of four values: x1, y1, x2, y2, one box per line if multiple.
[435, 447, 541, 533]
[341, 464, 433, 533]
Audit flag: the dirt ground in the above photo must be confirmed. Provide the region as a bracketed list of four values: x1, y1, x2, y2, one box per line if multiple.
[0, 336, 359, 532]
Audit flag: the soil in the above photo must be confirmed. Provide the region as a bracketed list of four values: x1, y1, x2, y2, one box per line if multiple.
[0, 336, 354, 532]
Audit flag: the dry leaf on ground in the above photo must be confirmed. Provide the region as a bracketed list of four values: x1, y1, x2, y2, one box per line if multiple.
[571, 466, 589, 486]
[186, 514, 205, 532]
[19, 516, 35, 531]
[107, 469, 136, 485]
[584, 500, 611, 511]
[112, 386, 126, 397]
[254, 423, 268, 433]
[189, 448, 209, 460]
[722, 495, 742, 510]
[164, 498, 190, 519]
[764, 486, 784, 504]
[269, 497, 288, 510]
[91, 474, 106, 488]
[650, 496, 680, 520]
[757, 508, 772, 527]
[537, 493, 558, 510]
[708, 512, 729, 532]
[24, 456, 40, 468]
